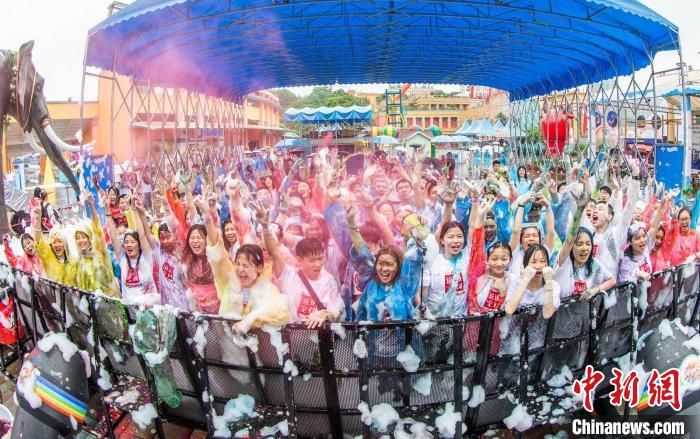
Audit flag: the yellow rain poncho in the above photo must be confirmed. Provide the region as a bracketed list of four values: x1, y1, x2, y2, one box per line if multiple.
[73, 222, 120, 297]
[36, 227, 77, 286]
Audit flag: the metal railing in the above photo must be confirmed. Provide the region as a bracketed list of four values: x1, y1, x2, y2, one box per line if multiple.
[0, 263, 698, 438]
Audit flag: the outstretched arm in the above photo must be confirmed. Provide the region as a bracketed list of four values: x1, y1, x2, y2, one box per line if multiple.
[253, 201, 286, 279]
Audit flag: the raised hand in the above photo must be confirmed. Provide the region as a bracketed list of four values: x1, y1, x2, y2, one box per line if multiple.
[439, 185, 457, 204]
[542, 266, 554, 282]
[249, 200, 269, 226]
[521, 265, 537, 282]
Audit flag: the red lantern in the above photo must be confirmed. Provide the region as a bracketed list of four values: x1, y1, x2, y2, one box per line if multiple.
[540, 109, 573, 155]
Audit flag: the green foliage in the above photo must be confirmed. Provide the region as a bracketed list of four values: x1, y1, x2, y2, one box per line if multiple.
[526, 126, 543, 143]
[272, 89, 299, 110]
[496, 112, 508, 125]
[288, 86, 368, 109]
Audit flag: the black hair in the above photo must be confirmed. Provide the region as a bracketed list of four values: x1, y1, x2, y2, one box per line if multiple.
[624, 226, 648, 258]
[158, 222, 170, 235]
[595, 200, 615, 218]
[220, 219, 237, 251]
[396, 178, 413, 190]
[523, 244, 550, 268]
[373, 246, 404, 285]
[235, 244, 265, 269]
[600, 185, 612, 196]
[570, 227, 594, 277]
[557, 182, 566, 192]
[487, 241, 512, 260]
[678, 206, 692, 221]
[295, 237, 325, 259]
[519, 224, 542, 247]
[439, 221, 466, 245]
[517, 166, 528, 181]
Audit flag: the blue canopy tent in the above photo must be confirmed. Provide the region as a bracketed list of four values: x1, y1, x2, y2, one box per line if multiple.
[284, 106, 372, 124]
[452, 119, 472, 136]
[477, 119, 498, 137]
[86, 1, 678, 102]
[466, 119, 484, 136]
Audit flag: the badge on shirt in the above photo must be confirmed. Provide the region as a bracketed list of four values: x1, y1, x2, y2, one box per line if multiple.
[297, 293, 317, 318]
[162, 262, 174, 280]
[573, 280, 588, 296]
[483, 289, 506, 310]
[125, 267, 141, 287]
[444, 272, 465, 295]
[639, 262, 651, 274]
[592, 244, 599, 257]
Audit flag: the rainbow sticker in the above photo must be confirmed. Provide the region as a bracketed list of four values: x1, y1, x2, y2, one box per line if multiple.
[34, 375, 87, 423]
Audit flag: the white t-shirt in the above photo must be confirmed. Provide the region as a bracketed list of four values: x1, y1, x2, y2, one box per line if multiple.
[119, 252, 159, 305]
[427, 248, 469, 317]
[476, 273, 519, 310]
[278, 265, 344, 322]
[506, 278, 561, 309]
[554, 257, 613, 299]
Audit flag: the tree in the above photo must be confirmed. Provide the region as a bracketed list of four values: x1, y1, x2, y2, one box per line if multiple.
[496, 112, 509, 125]
[294, 86, 368, 108]
[272, 89, 299, 110]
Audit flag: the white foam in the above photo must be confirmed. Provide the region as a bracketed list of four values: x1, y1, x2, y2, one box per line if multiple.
[412, 373, 432, 396]
[353, 339, 368, 359]
[330, 323, 346, 339]
[193, 320, 209, 357]
[503, 404, 533, 432]
[435, 402, 465, 437]
[659, 319, 675, 340]
[283, 359, 299, 377]
[468, 385, 485, 408]
[131, 403, 158, 430]
[262, 326, 288, 366]
[370, 403, 399, 432]
[397, 346, 421, 372]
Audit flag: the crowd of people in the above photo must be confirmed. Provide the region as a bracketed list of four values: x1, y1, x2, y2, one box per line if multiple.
[3, 145, 700, 336]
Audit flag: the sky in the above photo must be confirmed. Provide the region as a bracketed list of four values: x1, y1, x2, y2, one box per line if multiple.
[1, 0, 698, 101]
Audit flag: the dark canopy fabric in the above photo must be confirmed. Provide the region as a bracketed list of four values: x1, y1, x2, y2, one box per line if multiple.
[86, 0, 678, 101]
[284, 106, 372, 124]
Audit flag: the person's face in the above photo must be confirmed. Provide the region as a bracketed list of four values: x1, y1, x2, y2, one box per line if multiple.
[396, 182, 412, 200]
[378, 204, 394, 225]
[374, 179, 388, 196]
[572, 233, 592, 265]
[123, 235, 140, 258]
[224, 223, 238, 245]
[631, 229, 647, 255]
[22, 238, 35, 256]
[234, 253, 262, 288]
[118, 197, 128, 211]
[654, 229, 664, 249]
[188, 229, 206, 256]
[484, 218, 497, 241]
[633, 207, 643, 223]
[428, 186, 439, 203]
[159, 230, 176, 252]
[287, 225, 304, 237]
[51, 238, 65, 258]
[592, 204, 610, 228]
[441, 226, 465, 257]
[390, 168, 401, 180]
[488, 247, 510, 276]
[75, 231, 91, 252]
[493, 163, 501, 172]
[264, 177, 273, 189]
[521, 227, 540, 251]
[297, 182, 311, 198]
[599, 191, 610, 203]
[306, 220, 326, 243]
[526, 208, 541, 224]
[375, 253, 399, 285]
[584, 201, 595, 219]
[680, 211, 691, 232]
[518, 168, 525, 178]
[298, 166, 309, 180]
[300, 252, 325, 280]
[109, 191, 117, 205]
[527, 250, 548, 281]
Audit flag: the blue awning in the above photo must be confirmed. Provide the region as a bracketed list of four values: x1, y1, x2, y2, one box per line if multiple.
[284, 106, 372, 124]
[86, 0, 678, 101]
